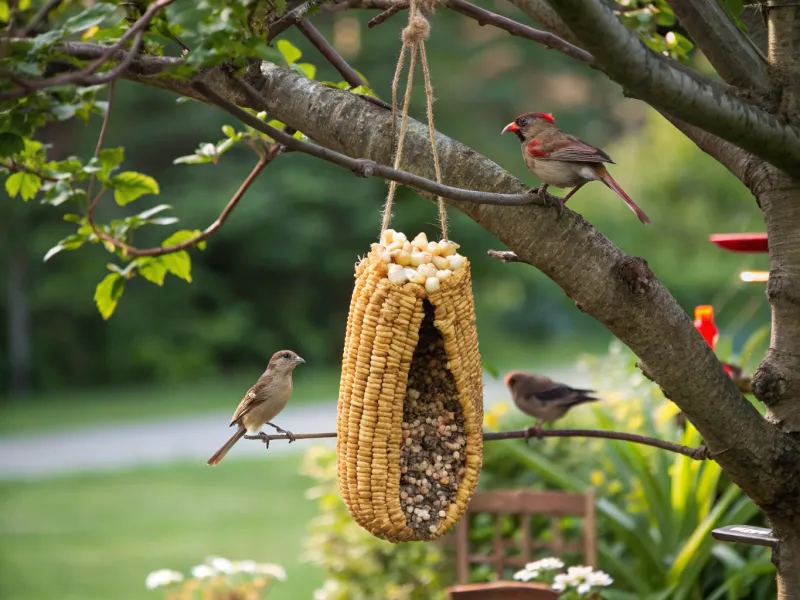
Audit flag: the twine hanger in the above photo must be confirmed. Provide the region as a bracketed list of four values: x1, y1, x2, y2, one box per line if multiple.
[380, 0, 448, 241]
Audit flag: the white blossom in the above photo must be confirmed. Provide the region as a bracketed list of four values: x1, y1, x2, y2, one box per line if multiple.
[232, 560, 258, 574]
[577, 582, 592, 596]
[191, 565, 218, 579]
[513, 568, 537, 581]
[145, 569, 183, 589]
[525, 557, 564, 572]
[566, 565, 594, 578]
[587, 570, 614, 587]
[255, 562, 287, 581]
[206, 556, 234, 573]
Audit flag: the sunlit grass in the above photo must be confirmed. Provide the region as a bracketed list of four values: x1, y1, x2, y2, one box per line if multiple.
[0, 454, 322, 600]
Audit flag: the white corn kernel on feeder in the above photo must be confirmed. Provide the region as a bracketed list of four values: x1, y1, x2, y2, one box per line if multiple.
[337, 230, 484, 542]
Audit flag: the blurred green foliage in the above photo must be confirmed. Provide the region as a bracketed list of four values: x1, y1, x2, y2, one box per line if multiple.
[480, 338, 775, 600]
[302, 445, 449, 600]
[1, 1, 769, 395]
[298, 337, 774, 599]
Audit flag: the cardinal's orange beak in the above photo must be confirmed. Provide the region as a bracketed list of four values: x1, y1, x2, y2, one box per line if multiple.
[501, 122, 519, 134]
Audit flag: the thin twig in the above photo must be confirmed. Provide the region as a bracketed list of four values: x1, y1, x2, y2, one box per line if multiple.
[296, 19, 366, 88]
[195, 79, 548, 208]
[87, 146, 281, 257]
[368, 1, 408, 27]
[86, 80, 116, 204]
[19, 0, 63, 36]
[487, 249, 522, 263]
[244, 427, 710, 460]
[447, 0, 593, 65]
[0, 160, 60, 182]
[266, 0, 324, 42]
[0, 0, 175, 99]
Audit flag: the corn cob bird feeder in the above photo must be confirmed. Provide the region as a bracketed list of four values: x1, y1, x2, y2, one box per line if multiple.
[337, 229, 484, 542]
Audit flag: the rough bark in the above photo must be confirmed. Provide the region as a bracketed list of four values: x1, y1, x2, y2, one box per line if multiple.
[665, 0, 771, 91]
[547, 0, 800, 175]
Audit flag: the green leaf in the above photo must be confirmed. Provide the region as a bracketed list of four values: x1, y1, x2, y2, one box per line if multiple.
[0, 2, 8, 22]
[173, 153, 213, 165]
[293, 62, 317, 79]
[222, 124, 237, 138]
[43, 234, 85, 262]
[63, 213, 83, 223]
[63, 3, 117, 35]
[5, 171, 41, 200]
[111, 171, 159, 205]
[94, 272, 124, 320]
[277, 39, 302, 65]
[94, 147, 124, 182]
[162, 229, 206, 250]
[137, 257, 167, 286]
[136, 204, 173, 220]
[161, 250, 192, 282]
[0, 132, 25, 157]
[482, 362, 499, 379]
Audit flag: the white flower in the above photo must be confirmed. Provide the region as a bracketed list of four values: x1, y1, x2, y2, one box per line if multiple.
[513, 568, 537, 581]
[566, 565, 594, 578]
[551, 578, 567, 592]
[191, 565, 218, 579]
[145, 569, 183, 589]
[577, 582, 592, 596]
[232, 560, 258, 574]
[206, 556, 234, 573]
[314, 579, 339, 600]
[526, 557, 564, 572]
[587, 570, 614, 587]
[254, 562, 287, 581]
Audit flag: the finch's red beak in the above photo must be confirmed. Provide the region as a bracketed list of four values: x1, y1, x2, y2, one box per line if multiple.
[501, 122, 519, 134]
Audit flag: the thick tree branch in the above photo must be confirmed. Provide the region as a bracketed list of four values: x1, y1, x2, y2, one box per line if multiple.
[546, 0, 800, 175]
[243, 427, 711, 460]
[193, 80, 550, 207]
[181, 63, 795, 510]
[665, 0, 771, 91]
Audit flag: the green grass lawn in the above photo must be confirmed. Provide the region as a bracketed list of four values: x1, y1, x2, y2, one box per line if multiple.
[0, 453, 322, 600]
[0, 368, 341, 435]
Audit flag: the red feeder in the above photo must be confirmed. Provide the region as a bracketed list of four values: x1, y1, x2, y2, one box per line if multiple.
[709, 233, 768, 254]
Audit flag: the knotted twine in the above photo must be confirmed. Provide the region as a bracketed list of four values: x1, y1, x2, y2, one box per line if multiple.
[380, 0, 448, 241]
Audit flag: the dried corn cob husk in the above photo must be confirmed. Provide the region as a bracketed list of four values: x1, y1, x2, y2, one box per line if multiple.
[337, 231, 483, 542]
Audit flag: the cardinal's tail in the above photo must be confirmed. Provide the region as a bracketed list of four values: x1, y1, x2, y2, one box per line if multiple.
[207, 426, 247, 466]
[597, 165, 650, 224]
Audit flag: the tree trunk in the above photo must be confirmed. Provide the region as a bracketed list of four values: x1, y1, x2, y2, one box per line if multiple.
[752, 4, 800, 597]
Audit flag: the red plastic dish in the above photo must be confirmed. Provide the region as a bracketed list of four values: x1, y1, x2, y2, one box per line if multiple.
[709, 233, 768, 253]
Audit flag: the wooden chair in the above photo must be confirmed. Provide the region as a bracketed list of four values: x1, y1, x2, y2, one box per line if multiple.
[446, 581, 559, 600]
[449, 489, 597, 585]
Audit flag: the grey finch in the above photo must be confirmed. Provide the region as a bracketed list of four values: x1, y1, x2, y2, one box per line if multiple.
[207, 350, 305, 466]
[502, 112, 650, 224]
[505, 370, 599, 437]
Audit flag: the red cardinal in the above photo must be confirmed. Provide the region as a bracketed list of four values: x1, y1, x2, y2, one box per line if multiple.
[502, 112, 650, 224]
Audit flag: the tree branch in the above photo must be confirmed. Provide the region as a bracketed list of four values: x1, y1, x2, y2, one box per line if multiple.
[193, 79, 551, 207]
[0, 0, 177, 100]
[546, 0, 800, 175]
[296, 19, 366, 88]
[89, 148, 280, 258]
[664, 0, 771, 91]
[243, 427, 711, 460]
[19, 0, 62, 36]
[38, 46, 794, 508]
[211, 63, 789, 504]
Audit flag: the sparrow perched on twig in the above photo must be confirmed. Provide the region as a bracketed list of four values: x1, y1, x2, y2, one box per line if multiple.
[502, 112, 650, 224]
[505, 371, 599, 439]
[207, 350, 305, 466]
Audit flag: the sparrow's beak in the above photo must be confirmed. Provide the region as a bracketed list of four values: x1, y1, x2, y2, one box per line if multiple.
[294, 356, 306, 363]
[501, 122, 519, 134]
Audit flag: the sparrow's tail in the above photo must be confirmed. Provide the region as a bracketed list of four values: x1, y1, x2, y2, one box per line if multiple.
[596, 165, 650, 224]
[207, 426, 247, 466]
